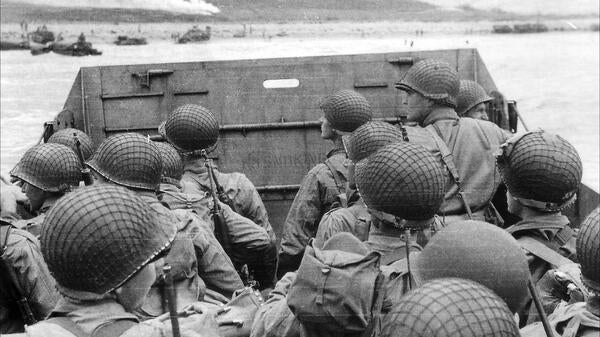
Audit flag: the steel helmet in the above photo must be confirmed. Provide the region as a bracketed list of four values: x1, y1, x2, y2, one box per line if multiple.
[153, 141, 184, 182]
[40, 185, 176, 296]
[86, 133, 162, 191]
[164, 104, 219, 152]
[412, 220, 530, 313]
[320, 90, 373, 133]
[381, 278, 520, 337]
[47, 128, 95, 161]
[497, 130, 582, 212]
[395, 59, 460, 108]
[10, 143, 82, 192]
[355, 142, 447, 220]
[346, 121, 405, 162]
[577, 207, 600, 292]
[456, 80, 493, 116]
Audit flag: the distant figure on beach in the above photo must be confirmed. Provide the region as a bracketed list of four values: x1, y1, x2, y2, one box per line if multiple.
[410, 40, 414, 47]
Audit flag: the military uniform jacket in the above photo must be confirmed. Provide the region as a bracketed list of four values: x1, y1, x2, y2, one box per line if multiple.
[413, 108, 510, 217]
[181, 160, 275, 242]
[520, 301, 600, 337]
[279, 148, 348, 271]
[1, 225, 60, 334]
[313, 196, 370, 248]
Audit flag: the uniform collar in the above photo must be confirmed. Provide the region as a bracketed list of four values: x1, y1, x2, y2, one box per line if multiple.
[326, 147, 346, 158]
[422, 106, 459, 126]
[37, 195, 61, 214]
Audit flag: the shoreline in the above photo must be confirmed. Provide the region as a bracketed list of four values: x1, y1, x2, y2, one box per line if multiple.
[2, 18, 598, 44]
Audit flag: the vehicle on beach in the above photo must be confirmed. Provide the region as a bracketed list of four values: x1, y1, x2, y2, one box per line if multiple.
[114, 35, 148, 46]
[39, 48, 599, 235]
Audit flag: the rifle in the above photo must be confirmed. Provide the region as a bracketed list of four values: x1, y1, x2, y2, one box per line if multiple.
[73, 133, 94, 186]
[162, 265, 181, 337]
[201, 150, 233, 258]
[207, 163, 237, 212]
[0, 222, 37, 326]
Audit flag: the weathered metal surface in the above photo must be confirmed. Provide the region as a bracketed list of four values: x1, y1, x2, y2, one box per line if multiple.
[56, 49, 549, 233]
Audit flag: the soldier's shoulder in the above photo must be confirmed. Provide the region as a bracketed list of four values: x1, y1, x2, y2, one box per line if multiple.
[463, 118, 509, 140]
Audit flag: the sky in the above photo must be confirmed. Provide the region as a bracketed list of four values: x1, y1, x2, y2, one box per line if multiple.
[18, 0, 220, 15]
[421, 0, 599, 16]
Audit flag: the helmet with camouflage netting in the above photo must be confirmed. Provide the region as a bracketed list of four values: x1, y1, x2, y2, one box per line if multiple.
[86, 132, 162, 191]
[320, 90, 373, 133]
[381, 278, 520, 337]
[577, 207, 600, 293]
[456, 80, 493, 116]
[153, 141, 184, 183]
[47, 128, 95, 161]
[395, 59, 460, 108]
[10, 143, 82, 192]
[354, 141, 447, 221]
[346, 121, 405, 162]
[40, 185, 176, 296]
[412, 220, 530, 314]
[164, 104, 219, 152]
[496, 130, 582, 212]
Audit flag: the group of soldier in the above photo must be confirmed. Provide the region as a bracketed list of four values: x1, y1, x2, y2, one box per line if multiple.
[0, 58, 598, 337]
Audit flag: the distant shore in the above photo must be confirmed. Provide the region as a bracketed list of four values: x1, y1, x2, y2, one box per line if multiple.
[2, 18, 598, 44]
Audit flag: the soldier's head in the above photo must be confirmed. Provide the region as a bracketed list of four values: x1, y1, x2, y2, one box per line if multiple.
[496, 130, 582, 215]
[395, 59, 460, 124]
[354, 141, 447, 228]
[456, 80, 492, 120]
[411, 220, 530, 314]
[319, 90, 373, 140]
[344, 121, 405, 190]
[381, 278, 520, 337]
[153, 141, 184, 186]
[164, 104, 219, 153]
[47, 128, 95, 161]
[577, 207, 600, 300]
[40, 185, 175, 309]
[10, 143, 82, 211]
[86, 133, 163, 192]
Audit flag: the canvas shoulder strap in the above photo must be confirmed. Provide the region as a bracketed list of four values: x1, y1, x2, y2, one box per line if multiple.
[424, 125, 473, 218]
[507, 223, 575, 247]
[516, 236, 573, 268]
[324, 158, 346, 195]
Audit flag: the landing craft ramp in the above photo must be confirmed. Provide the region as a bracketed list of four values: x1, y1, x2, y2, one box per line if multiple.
[52, 48, 597, 237]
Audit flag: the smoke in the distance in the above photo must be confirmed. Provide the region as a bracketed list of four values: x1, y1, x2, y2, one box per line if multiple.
[19, 0, 220, 15]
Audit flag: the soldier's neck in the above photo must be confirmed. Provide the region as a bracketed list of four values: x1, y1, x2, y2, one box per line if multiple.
[422, 106, 459, 126]
[330, 135, 344, 150]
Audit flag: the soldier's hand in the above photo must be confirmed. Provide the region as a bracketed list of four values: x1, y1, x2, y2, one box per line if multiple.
[1, 175, 27, 219]
[178, 304, 220, 337]
[537, 263, 585, 314]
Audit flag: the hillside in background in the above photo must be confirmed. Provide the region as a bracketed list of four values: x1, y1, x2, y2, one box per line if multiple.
[1, 0, 571, 24]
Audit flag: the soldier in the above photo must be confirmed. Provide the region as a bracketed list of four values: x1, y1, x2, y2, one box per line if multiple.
[456, 79, 493, 120]
[46, 128, 95, 161]
[163, 104, 275, 242]
[521, 207, 600, 336]
[9, 185, 218, 337]
[86, 133, 204, 319]
[9, 143, 82, 236]
[384, 220, 530, 316]
[154, 141, 276, 293]
[497, 130, 582, 323]
[396, 59, 510, 223]
[380, 278, 521, 337]
[160, 105, 277, 290]
[1, 220, 60, 334]
[354, 141, 448, 264]
[279, 89, 373, 276]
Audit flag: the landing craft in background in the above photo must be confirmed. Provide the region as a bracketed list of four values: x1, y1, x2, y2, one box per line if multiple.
[38, 49, 599, 235]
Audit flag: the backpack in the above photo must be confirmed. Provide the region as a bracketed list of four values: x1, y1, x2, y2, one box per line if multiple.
[287, 233, 385, 336]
